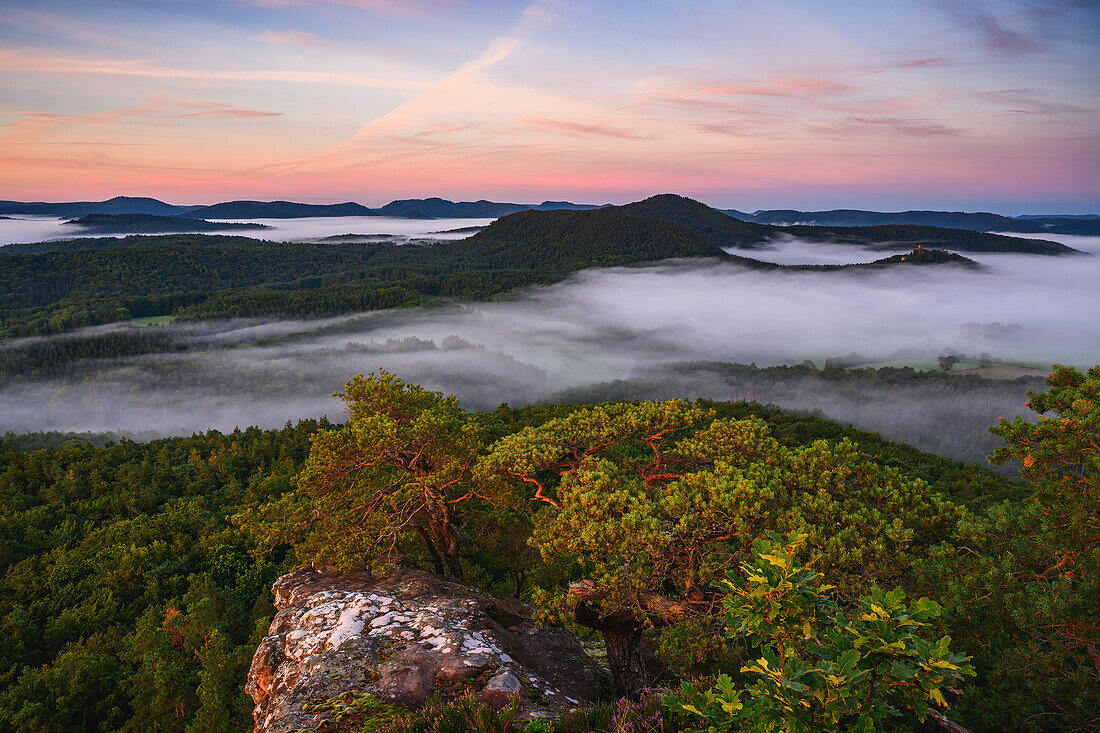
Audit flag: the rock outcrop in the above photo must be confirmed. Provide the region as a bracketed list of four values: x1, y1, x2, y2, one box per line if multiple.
[246, 566, 602, 733]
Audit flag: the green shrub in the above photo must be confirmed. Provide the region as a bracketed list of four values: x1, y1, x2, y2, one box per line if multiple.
[667, 530, 974, 732]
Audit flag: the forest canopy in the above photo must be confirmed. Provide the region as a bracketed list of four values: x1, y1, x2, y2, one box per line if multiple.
[0, 366, 1095, 732]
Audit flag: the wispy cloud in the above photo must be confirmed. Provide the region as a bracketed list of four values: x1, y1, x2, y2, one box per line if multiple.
[170, 108, 282, 119]
[815, 117, 969, 138]
[10, 99, 282, 129]
[253, 30, 329, 47]
[935, 2, 1044, 55]
[0, 49, 432, 89]
[901, 57, 950, 68]
[515, 116, 653, 140]
[1, 0, 1095, 207]
[0, 7, 141, 50]
[974, 88, 1093, 116]
[233, 0, 459, 15]
[277, 0, 557, 176]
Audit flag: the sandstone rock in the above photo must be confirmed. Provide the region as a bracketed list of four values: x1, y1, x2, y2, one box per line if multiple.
[246, 566, 602, 733]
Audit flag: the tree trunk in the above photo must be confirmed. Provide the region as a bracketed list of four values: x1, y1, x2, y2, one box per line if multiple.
[422, 509, 464, 579]
[574, 598, 648, 699]
[569, 581, 683, 699]
[511, 567, 526, 598]
[438, 523, 464, 580]
[601, 621, 648, 700]
[443, 549, 464, 580]
[412, 521, 445, 576]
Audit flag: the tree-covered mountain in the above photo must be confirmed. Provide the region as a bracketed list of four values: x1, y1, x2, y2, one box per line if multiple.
[593, 194, 1076, 255]
[374, 197, 601, 218]
[0, 196, 197, 217]
[779, 223, 1078, 255]
[1023, 217, 1100, 235]
[6, 194, 1094, 233]
[782, 246, 980, 270]
[427, 206, 734, 270]
[613, 193, 774, 247]
[180, 200, 377, 219]
[859, 246, 978, 266]
[0, 196, 599, 219]
[0, 194, 1071, 338]
[727, 207, 1099, 235]
[63, 214, 269, 234]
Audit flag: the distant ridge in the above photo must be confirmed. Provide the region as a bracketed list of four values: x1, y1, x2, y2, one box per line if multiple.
[726, 207, 1099, 235]
[466, 193, 1082, 256]
[64, 214, 269, 234]
[181, 200, 376, 219]
[1, 195, 1094, 233]
[375, 198, 601, 218]
[0, 196, 195, 217]
[0, 196, 600, 220]
[0, 198, 1048, 340]
[779, 223, 1078, 255]
[1015, 217, 1100, 235]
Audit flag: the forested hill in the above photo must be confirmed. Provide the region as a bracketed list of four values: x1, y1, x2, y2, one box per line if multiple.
[0, 195, 191, 217]
[0, 213, 1028, 339]
[853, 247, 979, 267]
[593, 194, 1077, 256]
[728, 207, 1100, 235]
[181, 200, 376, 219]
[780, 223, 1079, 255]
[64, 213, 268, 234]
[427, 207, 753, 271]
[612, 193, 774, 248]
[739, 208, 1048, 231]
[0, 194, 1072, 338]
[0, 196, 600, 219]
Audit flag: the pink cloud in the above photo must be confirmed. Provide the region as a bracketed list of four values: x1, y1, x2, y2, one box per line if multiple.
[516, 116, 653, 140]
[901, 57, 949, 68]
[232, 0, 461, 18]
[814, 117, 969, 138]
[0, 48, 431, 89]
[10, 99, 283, 128]
[168, 109, 283, 119]
[253, 30, 328, 47]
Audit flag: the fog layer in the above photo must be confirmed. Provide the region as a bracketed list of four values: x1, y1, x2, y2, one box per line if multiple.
[1, 234, 1097, 467]
[0, 216, 493, 245]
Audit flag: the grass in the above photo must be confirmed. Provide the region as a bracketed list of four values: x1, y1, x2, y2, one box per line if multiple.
[130, 315, 177, 326]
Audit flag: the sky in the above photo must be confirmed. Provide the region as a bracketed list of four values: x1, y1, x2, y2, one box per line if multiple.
[1, 0, 1098, 213]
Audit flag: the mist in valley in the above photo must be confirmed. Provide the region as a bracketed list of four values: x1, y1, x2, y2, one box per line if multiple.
[0, 216, 492, 246]
[2, 232, 1098, 468]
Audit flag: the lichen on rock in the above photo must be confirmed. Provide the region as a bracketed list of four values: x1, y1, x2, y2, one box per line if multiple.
[246, 566, 602, 733]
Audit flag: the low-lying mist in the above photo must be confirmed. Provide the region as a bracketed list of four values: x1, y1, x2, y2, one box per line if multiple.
[2, 234, 1097, 468]
[0, 216, 493, 245]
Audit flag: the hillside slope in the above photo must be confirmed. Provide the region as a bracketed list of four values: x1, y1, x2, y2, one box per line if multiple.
[0, 196, 193, 217]
[740, 208, 1048, 233]
[428, 207, 735, 272]
[780, 223, 1078, 255]
[64, 214, 268, 234]
[731, 207, 1100, 235]
[612, 193, 775, 247]
[182, 201, 376, 219]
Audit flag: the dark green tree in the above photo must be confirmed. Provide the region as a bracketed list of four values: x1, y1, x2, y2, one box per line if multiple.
[481, 403, 963, 698]
[242, 372, 484, 577]
[926, 364, 1099, 731]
